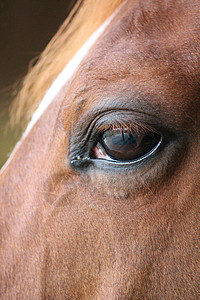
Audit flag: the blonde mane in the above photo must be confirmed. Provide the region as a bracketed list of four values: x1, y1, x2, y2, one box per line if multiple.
[10, 0, 124, 129]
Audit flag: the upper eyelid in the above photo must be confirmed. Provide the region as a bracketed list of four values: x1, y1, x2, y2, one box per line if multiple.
[69, 109, 169, 159]
[71, 107, 159, 137]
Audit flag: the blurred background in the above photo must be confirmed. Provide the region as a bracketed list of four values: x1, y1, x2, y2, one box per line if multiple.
[0, 0, 75, 168]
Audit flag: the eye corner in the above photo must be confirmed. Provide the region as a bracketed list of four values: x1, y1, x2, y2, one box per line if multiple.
[70, 155, 92, 169]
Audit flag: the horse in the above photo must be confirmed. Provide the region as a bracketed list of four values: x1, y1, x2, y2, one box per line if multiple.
[0, 0, 199, 298]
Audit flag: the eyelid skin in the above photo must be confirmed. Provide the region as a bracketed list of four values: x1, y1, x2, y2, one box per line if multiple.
[70, 108, 161, 153]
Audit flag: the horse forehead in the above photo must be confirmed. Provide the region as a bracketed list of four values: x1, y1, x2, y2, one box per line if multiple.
[84, 0, 200, 78]
[67, 0, 200, 118]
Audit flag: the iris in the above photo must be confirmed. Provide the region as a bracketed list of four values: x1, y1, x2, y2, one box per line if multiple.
[96, 128, 161, 161]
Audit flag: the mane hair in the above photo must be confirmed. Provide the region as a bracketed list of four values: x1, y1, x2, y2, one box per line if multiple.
[10, 0, 124, 129]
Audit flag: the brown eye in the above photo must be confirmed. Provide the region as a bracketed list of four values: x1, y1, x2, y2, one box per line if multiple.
[93, 128, 161, 162]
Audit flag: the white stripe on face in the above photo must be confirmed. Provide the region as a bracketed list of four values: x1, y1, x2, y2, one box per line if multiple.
[0, 2, 125, 174]
[24, 4, 124, 136]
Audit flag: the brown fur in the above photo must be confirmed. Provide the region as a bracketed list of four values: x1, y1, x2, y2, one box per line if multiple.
[1, 0, 200, 299]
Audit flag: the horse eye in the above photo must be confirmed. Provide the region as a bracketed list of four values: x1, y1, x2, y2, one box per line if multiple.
[93, 128, 161, 162]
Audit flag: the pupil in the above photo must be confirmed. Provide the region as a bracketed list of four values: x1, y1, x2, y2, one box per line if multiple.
[100, 129, 160, 161]
[104, 132, 136, 146]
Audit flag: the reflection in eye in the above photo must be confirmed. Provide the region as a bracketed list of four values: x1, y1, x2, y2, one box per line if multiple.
[92, 127, 161, 162]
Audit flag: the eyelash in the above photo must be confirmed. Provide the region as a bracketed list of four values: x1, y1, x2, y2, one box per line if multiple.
[69, 113, 166, 168]
[94, 119, 156, 135]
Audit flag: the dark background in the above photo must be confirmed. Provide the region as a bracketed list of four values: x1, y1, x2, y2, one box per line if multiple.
[0, 0, 74, 168]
